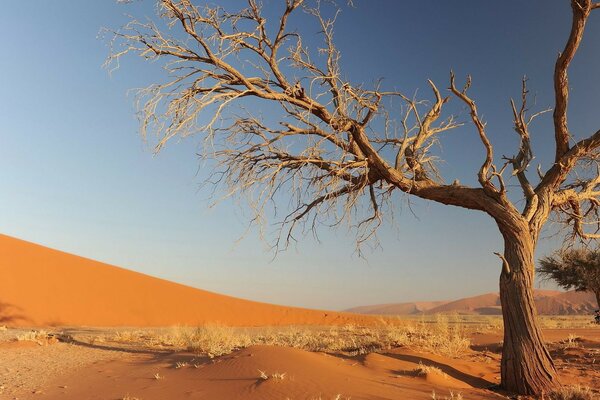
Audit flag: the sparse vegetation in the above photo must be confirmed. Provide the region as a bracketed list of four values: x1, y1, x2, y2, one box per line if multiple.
[559, 334, 583, 349]
[122, 395, 141, 400]
[286, 396, 350, 400]
[548, 385, 597, 400]
[16, 330, 49, 345]
[98, 319, 471, 359]
[430, 390, 463, 400]
[258, 369, 286, 380]
[174, 361, 188, 369]
[414, 362, 446, 378]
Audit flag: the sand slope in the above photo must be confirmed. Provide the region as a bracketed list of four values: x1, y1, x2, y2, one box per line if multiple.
[20, 345, 501, 400]
[0, 234, 372, 327]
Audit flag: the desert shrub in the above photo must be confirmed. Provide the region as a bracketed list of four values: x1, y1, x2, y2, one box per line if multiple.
[549, 385, 597, 400]
[16, 330, 49, 344]
[383, 315, 471, 358]
[431, 390, 463, 400]
[112, 330, 146, 343]
[183, 325, 251, 357]
[552, 386, 597, 400]
[101, 319, 470, 358]
[414, 362, 446, 377]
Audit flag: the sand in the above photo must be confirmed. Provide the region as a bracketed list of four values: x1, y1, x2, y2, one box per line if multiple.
[0, 234, 374, 327]
[347, 290, 597, 316]
[1, 327, 598, 400]
[2, 235, 599, 399]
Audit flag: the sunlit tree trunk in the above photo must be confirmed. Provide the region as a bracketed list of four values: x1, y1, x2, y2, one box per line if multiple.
[497, 223, 559, 394]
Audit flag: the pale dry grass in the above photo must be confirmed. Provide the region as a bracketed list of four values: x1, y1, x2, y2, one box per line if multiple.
[549, 385, 597, 400]
[558, 334, 583, 349]
[414, 362, 446, 377]
[286, 396, 350, 400]
[539, 316, 594, 329]
[104, 317, 471, 359]
[16, 330, 49, 344]
[430, 390, 463, 400]
[258, 369, 286, 380]
[122, 395, 141, 400]
[153, 372, 164, 380]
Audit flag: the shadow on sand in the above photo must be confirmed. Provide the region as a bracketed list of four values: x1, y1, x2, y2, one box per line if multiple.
[0, 301, 28, 325]
[385, 353, 494, 388]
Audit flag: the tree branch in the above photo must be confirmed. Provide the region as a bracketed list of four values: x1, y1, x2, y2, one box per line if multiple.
[553, 0, 593, 162]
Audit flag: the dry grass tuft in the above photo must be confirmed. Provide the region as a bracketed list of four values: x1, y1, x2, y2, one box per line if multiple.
[286, 396, 350, 400]
[558, 334, 583, 349]
[16, 330, 49, 345]
[414, 362, 446, 378]
[430, 390, 463, 400]
[549, 385, 597, 400]
[258, 369, 286, 380]
[183, 325, 251, 357]
[153, 372, 164, 380]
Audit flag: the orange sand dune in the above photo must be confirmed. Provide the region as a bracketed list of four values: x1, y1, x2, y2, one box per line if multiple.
[348, 289, 597, 316]
[0, 234, 373, 327]
[345, 300, 448, 315]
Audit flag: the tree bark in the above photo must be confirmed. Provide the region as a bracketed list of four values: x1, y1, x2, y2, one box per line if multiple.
[595, 290, 600, 310]
[498, 226, 559, 395]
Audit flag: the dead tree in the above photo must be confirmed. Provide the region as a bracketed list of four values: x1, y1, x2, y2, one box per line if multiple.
[106, 0, 600, 395]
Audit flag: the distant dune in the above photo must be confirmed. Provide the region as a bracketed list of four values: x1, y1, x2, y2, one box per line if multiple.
[347, 290, 597, 316]
[0, 234, 373, 327]
[344, 301, 447, 316]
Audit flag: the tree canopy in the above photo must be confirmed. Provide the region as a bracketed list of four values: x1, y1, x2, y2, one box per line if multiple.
[107, 0, 600, 395]
[538, 248, 600, 307]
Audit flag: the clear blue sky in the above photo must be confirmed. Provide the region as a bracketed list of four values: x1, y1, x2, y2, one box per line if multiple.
[1, 1, 599, 310]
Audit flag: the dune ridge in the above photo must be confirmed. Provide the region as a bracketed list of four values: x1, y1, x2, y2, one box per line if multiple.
[0, 234, 372, 327]
[346, 290, 597, 316]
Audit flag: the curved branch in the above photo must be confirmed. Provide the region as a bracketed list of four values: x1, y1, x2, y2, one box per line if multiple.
[553, 0, 593, 162]
[449, 72, 498, 196]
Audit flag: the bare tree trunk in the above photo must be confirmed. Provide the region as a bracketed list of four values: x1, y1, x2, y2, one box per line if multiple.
[498, 228, 559, 395]
[595, 290, 600, 310]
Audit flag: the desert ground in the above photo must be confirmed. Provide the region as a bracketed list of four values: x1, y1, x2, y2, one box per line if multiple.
[1, 235, 599, 400]
[0, 321, 599, 400]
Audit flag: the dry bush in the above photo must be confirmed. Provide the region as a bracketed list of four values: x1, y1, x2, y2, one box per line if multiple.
[182, 325, 251, 358]
[145, 320, 470, 358]
[549, 385, 597, 400]
[414, 362, 446, 377]
[258, 369, 286, 380]
[258, 325, 384, 355]
[286, 396, 350, 400]
[558, 334, 583, 349]
[16, 330, 49, 344]
[431, 391, 463, 400]
[122, 395, 141, 400]
[112, 330, 147, 343]
[384, 314, 471, 357]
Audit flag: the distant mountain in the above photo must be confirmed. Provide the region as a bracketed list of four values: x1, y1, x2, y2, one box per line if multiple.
[346, 290, 597, 316]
